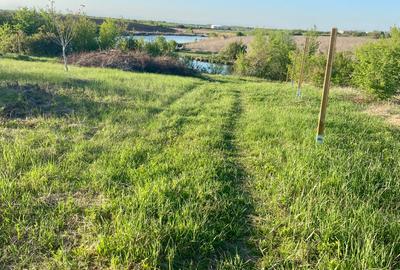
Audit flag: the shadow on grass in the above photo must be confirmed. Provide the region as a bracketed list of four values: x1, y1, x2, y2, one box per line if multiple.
[0, 82, 109, 120]
[0, 54, 53, 63]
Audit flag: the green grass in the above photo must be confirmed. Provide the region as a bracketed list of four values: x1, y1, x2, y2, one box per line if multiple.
[0, 59, 399, 269]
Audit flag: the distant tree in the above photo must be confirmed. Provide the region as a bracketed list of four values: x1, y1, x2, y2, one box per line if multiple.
[267, 31, 296, 80]
[46, 1, 80, 71]
[220, 41, 247, 62]
[305, 25, 320, 55]
[288, 26, 320, 83]
[12, 7, 46, 35]
[390, 26, 400, 40]
[145, 36, 176, 56]
[72, 15, 98, 52]
[98, 19, 125, 50]
[117, 38, 137, 52]
[0, 11, 13, 25]
[235, 29, 269, 77]
[0, 23, 15, 53]
[26, 31, 61, 56]
[353, 27, 400, 98]
[235, 30, 295, 80]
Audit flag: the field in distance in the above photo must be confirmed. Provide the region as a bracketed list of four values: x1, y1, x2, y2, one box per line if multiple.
[0, 59, 399, 269]
[184, 35, 375, 53]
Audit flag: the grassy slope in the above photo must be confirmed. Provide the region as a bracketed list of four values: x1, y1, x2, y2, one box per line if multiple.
[0, 59, 399, 269]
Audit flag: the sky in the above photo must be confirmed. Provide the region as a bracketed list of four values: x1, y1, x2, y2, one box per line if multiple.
[1, 0, 399, 31]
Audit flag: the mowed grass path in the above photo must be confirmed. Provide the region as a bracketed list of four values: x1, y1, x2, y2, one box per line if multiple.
[0, 59, 399, 269]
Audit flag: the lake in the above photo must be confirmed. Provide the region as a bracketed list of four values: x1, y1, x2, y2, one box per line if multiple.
[130, 35, 207, 44]
[189, 60, 232, 75]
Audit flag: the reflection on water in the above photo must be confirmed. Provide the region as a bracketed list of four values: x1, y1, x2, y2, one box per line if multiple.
[189, 60, 232, 75]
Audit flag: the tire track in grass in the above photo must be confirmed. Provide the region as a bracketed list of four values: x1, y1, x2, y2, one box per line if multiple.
[210, 87, 259, 269]
[85, 82, 259, 269]
[46, 82, 230, 269]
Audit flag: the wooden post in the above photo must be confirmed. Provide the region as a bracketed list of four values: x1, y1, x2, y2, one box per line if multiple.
[297, 37, 309, 97]
[316, 28, 338, 144]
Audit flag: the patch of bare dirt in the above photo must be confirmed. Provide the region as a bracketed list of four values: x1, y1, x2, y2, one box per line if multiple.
[365, 102, 400, 127]
[39, 191, 108, 208]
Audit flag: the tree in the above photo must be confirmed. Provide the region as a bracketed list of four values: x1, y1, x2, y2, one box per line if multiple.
[46, 1, 79, 71]
[353, 27, 400, 99]
[0, 10, 13, 26]
[98, 19, 124, 50]
[266, 31, 296, 80]
[234, 30, 295, 80]
[220, 41, 247, 62]
[235, 29, 269, 77]
[140, 36, 177, 56]
[305, 25, 320, 55]
[72, 15, 97, 52]
[0, 23, 15, 53]
[12, 7, 46, 35]
[288, 27, 320, 83]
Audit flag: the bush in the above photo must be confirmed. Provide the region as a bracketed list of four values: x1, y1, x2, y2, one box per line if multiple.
[12, 7, 46, 35]
[98, 19, 125, 50]
[0, 24, 16, 53]
[26, 32, 61, 56]
[0, 10, 13, 25]
[144, 36, 177, 56]
[117, 38, 139, 52]
[353, 28, 400, 98]
[0, 24, 28, 54]
[306, 52, 355, 87]
[220, 41, 246, 62]
[332, 52, 355, 86]
[235, 30, 295, 80]
[72, 16, 98, 52]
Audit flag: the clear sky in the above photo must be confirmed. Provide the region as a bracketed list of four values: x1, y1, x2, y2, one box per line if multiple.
[1, 0, 399, 31]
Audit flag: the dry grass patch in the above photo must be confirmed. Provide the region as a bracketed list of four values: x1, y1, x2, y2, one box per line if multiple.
[365, 101, 400, 127]
[184, 36, 375, 53]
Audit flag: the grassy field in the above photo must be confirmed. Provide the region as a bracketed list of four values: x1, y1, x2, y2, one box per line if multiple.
[0, 59, 399, 269]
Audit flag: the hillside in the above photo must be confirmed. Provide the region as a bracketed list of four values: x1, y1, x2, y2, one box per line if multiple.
[0, 59, 399, 269]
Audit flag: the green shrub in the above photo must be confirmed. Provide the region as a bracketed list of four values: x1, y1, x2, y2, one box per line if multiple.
[0, 24, 16, 53]
[0, 24, 28, 54]
[332, 52, 355, 86]
[12, 7, 46, 35]
[0, 10, 13, 25]
[306, 54, 326, 87]
[26, 32, 61, 56]
[289, 26, 354, 88]
[99, 19, 125, 50]
[306, 52, 355, 87]
[235, 30, 295, 80]
[144, 36, 177, 56]
[220, 41, 246, 62]
[72, 16, 98, 52]
[117, 38, 139, 52]
[353, 28, 400, 98]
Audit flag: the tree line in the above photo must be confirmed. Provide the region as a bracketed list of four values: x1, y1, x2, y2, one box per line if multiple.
[0, 5, 178, 70]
